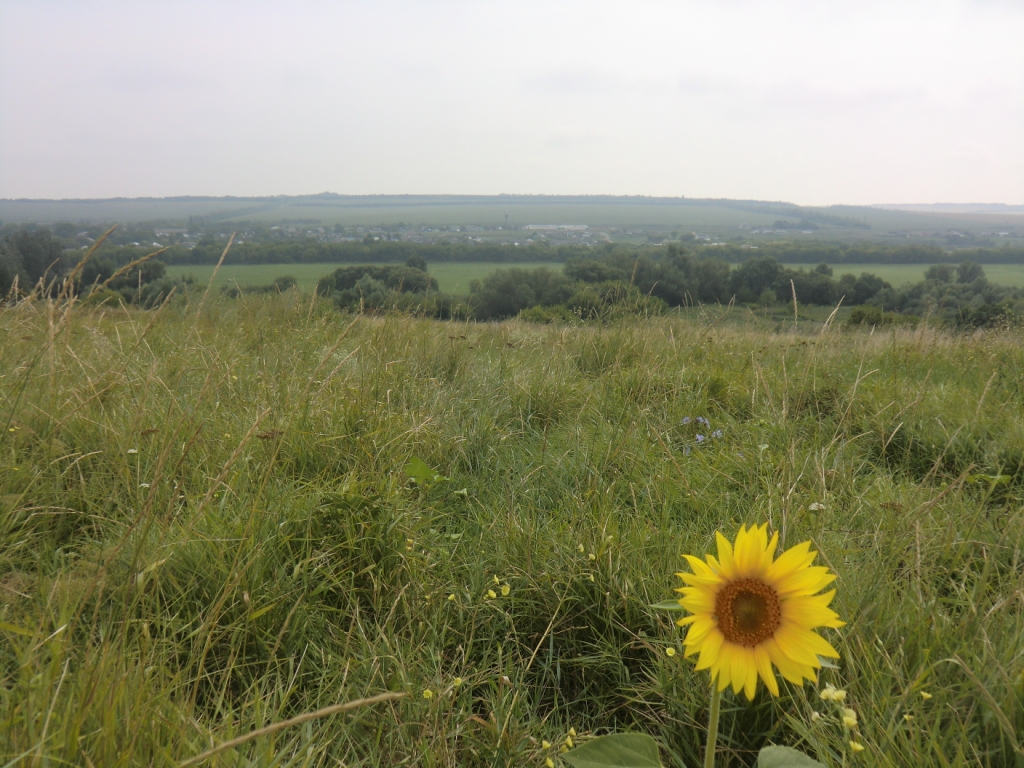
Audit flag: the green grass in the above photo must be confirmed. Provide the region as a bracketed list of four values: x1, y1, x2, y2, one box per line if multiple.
[165, 262, 561, 294]
[788, 263, 1024, 287]
[2, 293, 1023, 766]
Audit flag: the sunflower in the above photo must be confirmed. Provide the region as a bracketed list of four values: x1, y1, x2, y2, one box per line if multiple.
[675, 524, 844, 701]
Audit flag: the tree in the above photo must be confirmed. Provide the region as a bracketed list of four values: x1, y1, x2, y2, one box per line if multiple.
[925, 264, 955, 283]
[956, 261, 985, 284]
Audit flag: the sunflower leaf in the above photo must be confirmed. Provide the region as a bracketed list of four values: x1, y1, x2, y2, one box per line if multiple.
[561, 734, 663, 768]
[757, 746, 825, 767]
[649, 600, 686, 611]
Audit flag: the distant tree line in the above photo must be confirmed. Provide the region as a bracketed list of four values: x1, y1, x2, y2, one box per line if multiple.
[160, 240, 576, 266]
[0, 226, 187, 305]
[138, 238, 1024, 267]
[705, 242, 1024, 265]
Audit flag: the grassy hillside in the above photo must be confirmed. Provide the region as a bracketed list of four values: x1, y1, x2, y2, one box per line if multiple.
[1, 295, 1022, 766]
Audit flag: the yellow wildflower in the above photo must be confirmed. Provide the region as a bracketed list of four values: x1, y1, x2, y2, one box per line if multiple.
[422, 689, 433, 699]
[487, 589, 497, 599]
[849, 741, 865, 753]
[842, 708, 858, 728]
[920, 691, 932, 700]
[666, 647, 676, 657]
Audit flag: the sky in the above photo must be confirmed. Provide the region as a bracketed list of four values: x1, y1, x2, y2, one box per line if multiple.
[1, 0, 1022, 205]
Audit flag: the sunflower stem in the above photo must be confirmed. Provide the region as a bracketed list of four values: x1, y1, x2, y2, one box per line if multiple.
[703, 680, 722, 768]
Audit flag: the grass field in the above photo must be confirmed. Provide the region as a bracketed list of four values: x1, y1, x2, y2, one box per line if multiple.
[2, 294, 1023, 766]
[164, 262, 562, 294]
[166, 261, 1024, 296]
[787, 263, 1024, 287]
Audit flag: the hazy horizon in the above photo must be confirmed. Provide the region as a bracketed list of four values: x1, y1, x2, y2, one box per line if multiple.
[2, 0, 1022, 206]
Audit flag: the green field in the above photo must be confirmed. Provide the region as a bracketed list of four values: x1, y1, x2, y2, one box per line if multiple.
[2, 294, 1022, 766]
[788, 262, 1024, 287]
[165, 262, 562, 294]
[166, 261, 1024, 296]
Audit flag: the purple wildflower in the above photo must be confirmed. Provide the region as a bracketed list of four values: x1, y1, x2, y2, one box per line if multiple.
[696, 434, 705, 442]
[682, 417, 691, 425]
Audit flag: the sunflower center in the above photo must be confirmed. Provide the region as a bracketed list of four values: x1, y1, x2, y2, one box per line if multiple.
[714, 578, 782, 647]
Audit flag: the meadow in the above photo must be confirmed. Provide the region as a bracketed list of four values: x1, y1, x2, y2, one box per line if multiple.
[1, 291, 1023, 767]
[165, 261, 1024, 296]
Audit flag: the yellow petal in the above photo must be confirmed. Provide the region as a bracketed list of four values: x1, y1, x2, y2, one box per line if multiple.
[766, 541, 816, 582]
[765, 637, 814, 685]
[775, 566, 836, 598]
[715, 531, 737, 578]
[742, 648, 759, 701]
[694, 628, 724, 669]
[753, 644, 780, 697]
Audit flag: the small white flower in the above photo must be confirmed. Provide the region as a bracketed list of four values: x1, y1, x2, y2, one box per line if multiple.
[139, 483, 151, 489]
[809, 502, 825, 511]
[127, 448, 138, 455]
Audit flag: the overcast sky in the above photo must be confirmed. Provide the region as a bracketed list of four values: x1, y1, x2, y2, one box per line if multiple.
[1, 0, 1021, 205]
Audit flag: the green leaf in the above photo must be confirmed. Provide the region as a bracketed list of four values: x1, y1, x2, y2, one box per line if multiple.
[649, 600, 686, 611]
[405, 456, 446, 486]
[0, 621, 42, 638]
[757, 746, 825, 768]
[247, 601, 280, 622]
[561, 734, 663, 768]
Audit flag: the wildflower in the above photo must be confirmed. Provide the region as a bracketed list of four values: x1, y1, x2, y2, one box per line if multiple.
[546, 759, 555, 768]
[494, 575, 500, 585]
[712, 430, 723, 439]
[849, 741, 865, 753]
[842, 708, 858, 728]
[588, 574, 594, 582]
[696, 434, 705, 442]
[448, 593, 456, 601]
[139, 483, 151, 489]
[674, 524, 844, 701]
[487, 589, 497, 599]
[8, 427, 17, 432]
[223, 433, 230, 438]
[422, 689, 433, 699]
[903, 714, 914, 722]
[682, 417, 691, 424]
[577, 544, 585, 553]
[501, 584, 510, 596]
[588, 553, 596, 561]
[821, 684, 847, 701]
[665, 647, 676, 657]
[808, 502, 825, 511]
[697, 417, 709, 427]
[810, 711, 821, 722]
[542, 740, 552, 749]
[127, 448, 138, 455]
[568, 728, 576, 737]
[564, 736, 574, 749]
[920, 691, 932, 700]
[454, 677, 463, 686]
